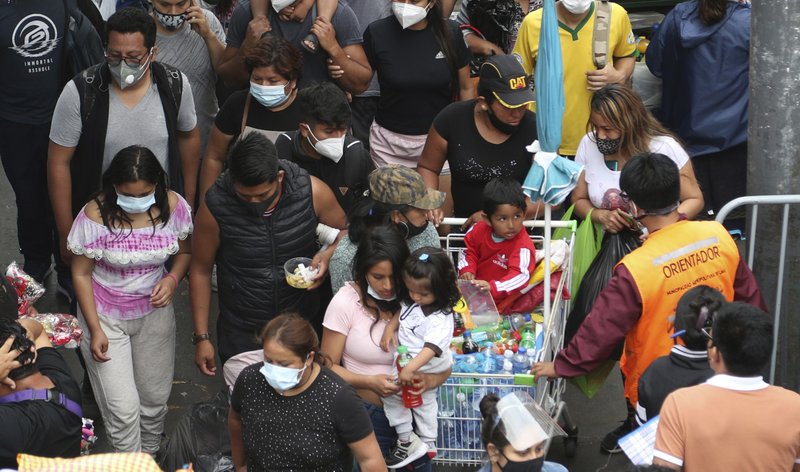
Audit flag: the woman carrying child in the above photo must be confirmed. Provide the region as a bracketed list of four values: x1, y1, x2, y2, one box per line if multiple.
[379, 247, 460, 467]
[322, 226, 450, 471]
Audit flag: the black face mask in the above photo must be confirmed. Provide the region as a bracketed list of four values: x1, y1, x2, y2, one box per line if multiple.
[398, 215, 429, 239]
[244, 186, 280, 216]
[596, 137, 621, 155]
[499, 453, 544, 472]
[487, 106, 521, 135]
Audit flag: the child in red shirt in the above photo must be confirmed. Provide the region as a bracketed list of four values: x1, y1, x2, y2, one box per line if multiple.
[457, 178, 536, 303]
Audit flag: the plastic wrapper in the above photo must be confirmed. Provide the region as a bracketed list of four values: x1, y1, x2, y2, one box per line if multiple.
[564, 230, 641, 398]
[5, 261, 45, 313]
[81, 418, 97, 455]
[158, 388, 233, 472]
[19, 312, 83, 349]
[457, 280, 500, 327]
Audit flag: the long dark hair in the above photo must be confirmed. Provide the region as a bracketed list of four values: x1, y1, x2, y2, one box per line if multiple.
[698, 0, 728, 25]
[674, 285, 726, 351]
[479, 393, 511, 450]
[402, 247, 461, 313]
[427, 0, 461, 98]
[258, 312, 332, 367]
[352, 225, 410, 340]
[93, 145, 170, 234]
[346, 195, 414, 245]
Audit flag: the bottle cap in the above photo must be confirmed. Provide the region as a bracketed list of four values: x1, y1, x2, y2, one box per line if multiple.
[463, 330, 472, 337]
[518, 347, 527, 354]
[397, 345, 407, 353]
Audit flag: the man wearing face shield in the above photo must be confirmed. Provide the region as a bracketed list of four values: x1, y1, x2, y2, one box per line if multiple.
[48, 7, 200, 268]
[276, 81, 375, 215]
[151, 0, 226, 157]
[190, 132, 347, 376]
[512, 0, 636, 157]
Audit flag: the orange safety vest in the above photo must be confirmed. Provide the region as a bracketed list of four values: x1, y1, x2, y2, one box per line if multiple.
[617, 220, 739, 405]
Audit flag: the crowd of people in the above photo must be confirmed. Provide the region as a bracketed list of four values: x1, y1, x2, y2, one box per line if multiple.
[2, 0, 798, 470]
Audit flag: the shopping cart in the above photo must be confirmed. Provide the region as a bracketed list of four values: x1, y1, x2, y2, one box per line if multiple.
[434, 218, 577, 466]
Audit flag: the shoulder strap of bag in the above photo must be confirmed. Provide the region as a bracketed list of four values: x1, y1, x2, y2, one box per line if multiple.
[592, 0, 612, 69]
[77, 63, 104, 124]
[0, 388, 83, 418]
[241, 93, 252, 136]
[154, 62, 183, 111]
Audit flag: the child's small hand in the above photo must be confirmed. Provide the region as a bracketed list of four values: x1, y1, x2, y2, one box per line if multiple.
[398, 366, 416, 385]
[460, 272, 475, 281]
[379, 328, 398, 353]
[471, 280, 491, 292]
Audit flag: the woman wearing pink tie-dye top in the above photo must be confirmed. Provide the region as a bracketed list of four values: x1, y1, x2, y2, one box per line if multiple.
[67, 146, 193, 453]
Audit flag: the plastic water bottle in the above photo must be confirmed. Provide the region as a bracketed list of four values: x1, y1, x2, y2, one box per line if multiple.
[508, 313, 528, 331]
[526, 346, 537, 368]
[462, 331, 479, 354]
[481, 342, 496, 373]
[462, 354, 479, 373]
[439, 388, 455, 417]
[396, 345, 423, 408]
[520, 327, 536, 350]
[513, 347, 529, 373]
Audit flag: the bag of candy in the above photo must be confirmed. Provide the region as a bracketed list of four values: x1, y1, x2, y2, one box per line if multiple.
[4, 261, 46, 313]
[19, 312, 83, 349]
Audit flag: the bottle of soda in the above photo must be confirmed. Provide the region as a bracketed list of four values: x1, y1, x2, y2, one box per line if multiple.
[453, 311, 465, 336]
[520, 327, 536, 350]
[396, 345, 423, 408]
[462, 331, 479, 354]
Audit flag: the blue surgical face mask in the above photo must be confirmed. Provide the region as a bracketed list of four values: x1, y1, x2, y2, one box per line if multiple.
[250, 81, 290, 108]
[259, 355, 309, 392]
[116, 192, 156, 214]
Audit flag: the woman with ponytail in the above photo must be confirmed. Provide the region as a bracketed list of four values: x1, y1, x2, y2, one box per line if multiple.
[478, 393, 567, 472]
[646, 0, 751, 227]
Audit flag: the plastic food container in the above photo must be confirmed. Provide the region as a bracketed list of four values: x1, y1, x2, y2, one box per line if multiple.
[284, 257, 317, 289]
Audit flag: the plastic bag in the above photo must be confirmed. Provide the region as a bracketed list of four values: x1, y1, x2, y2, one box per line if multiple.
[19, 312, 83, 348]
[5, 261, 45, 313]
[457, 279, 501, 327]
[565, 230, 641, 398]
[158, 388, 233, 472]
[553, 206, 602, 297]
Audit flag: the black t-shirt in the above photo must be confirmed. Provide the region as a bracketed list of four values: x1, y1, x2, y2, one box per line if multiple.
[215, 89, 305, 137]
[275, 131, 375, 214]
[0, 1, 66, 124]
[231, 364, 373, 472]
[433, 99, 538, 217]
[363, 17, 470, 135]
[0, 348, 82, 468]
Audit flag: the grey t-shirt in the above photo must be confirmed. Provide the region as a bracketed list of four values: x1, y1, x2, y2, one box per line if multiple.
[49, 70, 197, 171]
[156, 9, 225, 156]
[329, 223, 442, 294]
[226, 0, 363, 88]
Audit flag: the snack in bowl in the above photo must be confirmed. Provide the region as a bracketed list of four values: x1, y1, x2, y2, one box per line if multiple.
[284, 257, 318, 289]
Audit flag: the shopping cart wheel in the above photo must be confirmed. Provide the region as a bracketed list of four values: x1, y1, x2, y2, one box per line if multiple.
[562, 425, 578, 458]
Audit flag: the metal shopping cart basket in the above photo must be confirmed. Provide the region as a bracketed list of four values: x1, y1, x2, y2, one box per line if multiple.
[434, 218, 577, 465]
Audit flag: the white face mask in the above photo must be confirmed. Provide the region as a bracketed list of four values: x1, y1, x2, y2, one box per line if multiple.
[367, 284, 397, 301]
[392, 1, 431, 29]
[272, 0, 296, 13]
[561, 0, 592, 14]
[305, 125, 345, 163]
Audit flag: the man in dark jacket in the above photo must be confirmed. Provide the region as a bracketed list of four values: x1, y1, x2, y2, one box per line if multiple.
[190, 133, 346, 375]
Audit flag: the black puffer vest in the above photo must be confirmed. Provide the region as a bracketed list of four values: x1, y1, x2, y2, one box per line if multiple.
[205, 160, 319, 334]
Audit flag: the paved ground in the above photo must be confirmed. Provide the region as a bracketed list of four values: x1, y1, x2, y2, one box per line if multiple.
[0, 170, 634, 471]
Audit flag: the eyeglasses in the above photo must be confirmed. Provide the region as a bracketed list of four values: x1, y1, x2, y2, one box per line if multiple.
[105, 49, 151, 67]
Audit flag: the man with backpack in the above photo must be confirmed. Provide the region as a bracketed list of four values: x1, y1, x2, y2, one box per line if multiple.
[512, 0, 636, 157]
[48, 7, 199, 265]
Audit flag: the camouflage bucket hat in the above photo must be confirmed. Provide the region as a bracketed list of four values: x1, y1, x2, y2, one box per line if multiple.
[368, 166, 445, 210]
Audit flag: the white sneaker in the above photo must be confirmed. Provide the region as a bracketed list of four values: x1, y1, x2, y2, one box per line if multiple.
[386, 432, 428, 469]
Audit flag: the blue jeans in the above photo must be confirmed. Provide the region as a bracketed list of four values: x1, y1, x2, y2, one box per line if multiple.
[360, 401, 432, 472]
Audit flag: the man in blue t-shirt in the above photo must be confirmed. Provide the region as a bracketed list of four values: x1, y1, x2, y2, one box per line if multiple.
[217, 0, 371, 94]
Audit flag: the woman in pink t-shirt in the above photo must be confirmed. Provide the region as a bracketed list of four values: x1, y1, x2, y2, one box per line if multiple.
[321, 226, 450, 469]
[68, 146, 192, 453]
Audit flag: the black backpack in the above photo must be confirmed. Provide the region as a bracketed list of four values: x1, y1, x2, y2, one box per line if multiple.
[61, 0, 105, 85]
[465, 0, 518, 48]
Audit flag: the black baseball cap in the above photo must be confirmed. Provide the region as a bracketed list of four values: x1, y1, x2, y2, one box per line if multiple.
[479, 55, 535, 108]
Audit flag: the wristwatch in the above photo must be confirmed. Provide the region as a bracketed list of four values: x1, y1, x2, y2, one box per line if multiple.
[192, 332, 211, 345]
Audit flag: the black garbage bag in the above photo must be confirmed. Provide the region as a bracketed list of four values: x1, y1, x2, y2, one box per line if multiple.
[158, 388, 233, 472]
[564, 230, 642, 352]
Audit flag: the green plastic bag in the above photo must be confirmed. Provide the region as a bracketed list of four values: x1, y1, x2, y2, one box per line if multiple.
[571, 359, 617, 399]
[553, 204, 603, 297]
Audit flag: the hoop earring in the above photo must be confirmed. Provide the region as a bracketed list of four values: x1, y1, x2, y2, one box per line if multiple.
[397, 221, 410, 239]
